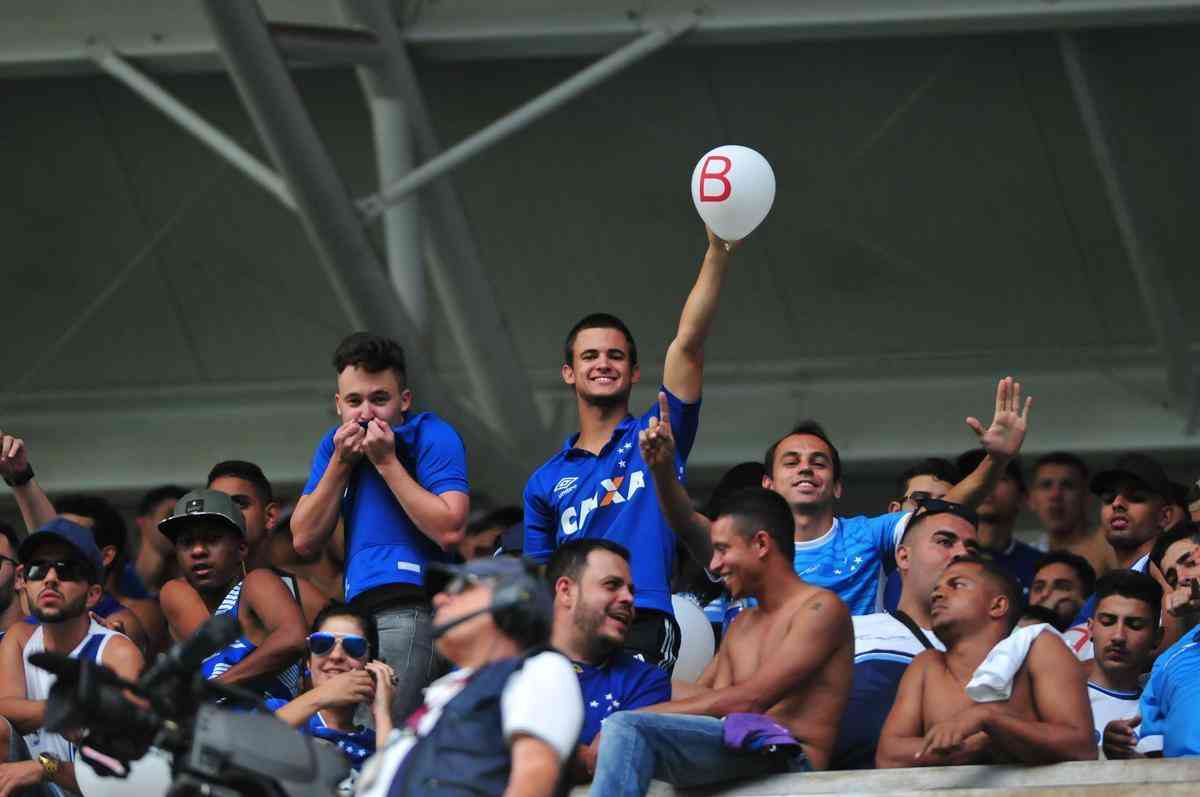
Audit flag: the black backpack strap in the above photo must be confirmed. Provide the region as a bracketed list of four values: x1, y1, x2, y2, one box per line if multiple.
[889, 610, 935, 650]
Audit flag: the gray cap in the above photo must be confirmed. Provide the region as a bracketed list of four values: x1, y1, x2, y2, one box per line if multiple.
[158, 489, 247, 543]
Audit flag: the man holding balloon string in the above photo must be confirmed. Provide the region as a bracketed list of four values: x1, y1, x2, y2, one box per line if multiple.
[523, 146, 774, 674]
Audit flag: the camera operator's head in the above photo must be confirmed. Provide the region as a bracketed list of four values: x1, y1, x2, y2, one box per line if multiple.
[17, 518, 104, 624]
[548, 538, 635, 665]
[159, 490, 249, 596]
[333, 332, 413, 428]
[426, 558, 551, 669]
[307, 601, 378, 687]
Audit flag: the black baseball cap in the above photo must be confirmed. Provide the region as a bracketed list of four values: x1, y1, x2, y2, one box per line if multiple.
[1090, 453, 1170, 499]
[158, 489, 247, 543]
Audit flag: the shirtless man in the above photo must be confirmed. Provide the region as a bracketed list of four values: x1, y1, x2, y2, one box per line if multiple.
[588, 488, 853, 797]
[877, 556, 1095, 767]
[1027, 452, 1116, 577]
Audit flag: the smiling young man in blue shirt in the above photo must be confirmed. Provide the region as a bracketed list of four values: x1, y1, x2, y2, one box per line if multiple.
[524, 228, 737, 672]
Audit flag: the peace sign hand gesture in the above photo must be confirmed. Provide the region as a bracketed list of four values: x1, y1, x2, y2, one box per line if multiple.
[965, 376, 1032, 461]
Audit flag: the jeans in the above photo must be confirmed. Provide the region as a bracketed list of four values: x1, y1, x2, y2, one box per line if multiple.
[589, 712, 810, 797]
[374, 603, 439, 722]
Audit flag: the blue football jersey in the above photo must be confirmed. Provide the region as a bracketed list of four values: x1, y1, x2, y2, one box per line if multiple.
[523, 387, 700, 616]
[792, 513, 911, 616]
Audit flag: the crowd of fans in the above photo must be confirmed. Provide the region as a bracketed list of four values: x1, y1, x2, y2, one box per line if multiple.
[0, 227, 1199, 796]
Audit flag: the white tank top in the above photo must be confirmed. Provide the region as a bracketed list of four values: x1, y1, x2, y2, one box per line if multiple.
[22, 620, 122, 764]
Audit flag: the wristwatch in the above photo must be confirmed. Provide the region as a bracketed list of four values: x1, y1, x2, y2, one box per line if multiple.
[2, 465, 33, 487]
[37, 753, 59, 780]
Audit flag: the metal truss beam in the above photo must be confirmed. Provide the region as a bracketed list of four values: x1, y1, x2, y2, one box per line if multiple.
[1059, 32, 1196, 431]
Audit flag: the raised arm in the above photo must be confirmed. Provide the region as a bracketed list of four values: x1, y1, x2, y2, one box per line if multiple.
[642, 590, 850, 717]
[215, 569, 307, 687]
[661, 229, 737, 403]
[362, 419, 468, 550]
[946, 377, 1033, 508]
[0, 431, 58, 533]
[640, 392, 713, 564]
[977, 632, 1096, 763]
[292, 422, 364, 558]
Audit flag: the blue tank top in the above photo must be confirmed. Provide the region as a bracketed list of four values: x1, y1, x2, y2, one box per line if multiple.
[200, 579, 301, 702]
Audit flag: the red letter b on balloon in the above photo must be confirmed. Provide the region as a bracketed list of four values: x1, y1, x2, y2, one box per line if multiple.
[698, 156, 732, 202]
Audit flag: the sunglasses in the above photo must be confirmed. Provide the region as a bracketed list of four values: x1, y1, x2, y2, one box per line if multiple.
[24, 559, 91, 583]
[307, 632, 369, 660]
[443, 574, 485, 596]
[911, 497, 979, 528]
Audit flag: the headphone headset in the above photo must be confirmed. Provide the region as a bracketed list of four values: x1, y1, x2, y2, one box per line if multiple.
[430, 562, 552, 649]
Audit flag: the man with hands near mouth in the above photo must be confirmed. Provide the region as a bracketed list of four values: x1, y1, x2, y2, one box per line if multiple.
[291, 332, 469, 719]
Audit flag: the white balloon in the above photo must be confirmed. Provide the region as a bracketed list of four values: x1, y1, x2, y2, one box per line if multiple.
[671, 594, 715, 683]
[690, 145, 776, 241]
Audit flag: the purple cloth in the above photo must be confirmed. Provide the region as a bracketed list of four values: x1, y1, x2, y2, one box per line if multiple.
[722, 713, 802, 753]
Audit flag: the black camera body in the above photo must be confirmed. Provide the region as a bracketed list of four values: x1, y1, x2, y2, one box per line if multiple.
[34, 615, 350, 797]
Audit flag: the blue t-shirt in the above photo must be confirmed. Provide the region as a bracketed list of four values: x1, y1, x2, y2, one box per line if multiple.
[574, 651, 671, 745]
[1140, 624, 1200, 757]
[523, 387, 700, 616]
[302, 412, 469, 601]
[794, 513, 911, 616]
[882, 536, 1044, 613]
[265, 698, 375, 769]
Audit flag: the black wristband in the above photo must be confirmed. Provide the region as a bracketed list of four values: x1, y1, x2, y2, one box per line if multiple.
[3, 465, 33, 487]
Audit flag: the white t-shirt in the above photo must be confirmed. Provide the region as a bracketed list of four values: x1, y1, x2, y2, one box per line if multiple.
[356, 652, 582, 797]
[1088, 682, 1163, 756]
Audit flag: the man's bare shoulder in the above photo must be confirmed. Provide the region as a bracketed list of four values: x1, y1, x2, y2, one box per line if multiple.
[1028, 629, 1081, 674]
[910, 648, 946, 670]
[792, 585, 850, 627]
[5, 622, 36, 651]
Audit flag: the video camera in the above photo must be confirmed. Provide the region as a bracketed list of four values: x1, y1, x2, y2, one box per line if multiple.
[31, 614, 349, 797]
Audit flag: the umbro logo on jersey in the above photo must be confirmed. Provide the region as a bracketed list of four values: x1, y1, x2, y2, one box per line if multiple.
[561, 470, 646, 535]
[553, 477, 580, 498]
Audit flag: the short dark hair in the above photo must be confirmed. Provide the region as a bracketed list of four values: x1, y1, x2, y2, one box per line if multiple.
[333, 331, 407, 384]
[546, 539, 631, 587]
[949, 554, 1024, 631]
[763, 420, 842, 483]
[957, 449, 1025, 493]
[0, 521, 19, 558]
[1094, 569, 1163, 625]
[563, 313, 638, 367]
[55, 495, 127, 558]
[899, 499, 979, 544]
[137, 485, 188, 518]
[1151, 522, 1200, 571]
[712, 488, 795, 558]
[208, 460, 273, 503]
[1020, 604, 1062, 627]
[894, 458, 960, 502]
[701, 461, 768, 519]
[1031, 452, 1089, 482]
[311, 600, 377, 661]
[467, 506, 523, 538]
[1032, 550, 1097, 597]
[1169, 482, 1191, 514]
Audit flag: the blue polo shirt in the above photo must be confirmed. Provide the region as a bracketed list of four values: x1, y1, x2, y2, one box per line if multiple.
[575, 651, 671, 745]
[523, 387, 700, 616]
[794, 513, 912, 616]
[302, 412, 469, 601]
[1140, 624, 1200, 757]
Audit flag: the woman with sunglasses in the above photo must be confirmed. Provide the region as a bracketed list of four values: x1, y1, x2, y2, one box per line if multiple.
[266, 601, 396, 771]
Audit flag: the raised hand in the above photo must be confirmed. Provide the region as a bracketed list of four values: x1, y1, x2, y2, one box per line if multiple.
[365, 660, 397, 714]
[362, 418, 398, 468]
[332, 421, 366, 466]
[0, 431, 31, 482]
[314, 668, 376, 709]
[705, 226, 740, 255]
[639, 392, 677, 473]
[965, 377, 1033, 461]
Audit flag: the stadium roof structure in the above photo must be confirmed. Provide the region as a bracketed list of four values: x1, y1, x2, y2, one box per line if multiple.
[3, 0, 1199, 504]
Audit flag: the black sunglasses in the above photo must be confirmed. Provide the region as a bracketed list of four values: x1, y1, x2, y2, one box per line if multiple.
[911, 497, 979, 528]
[307, 632, 369, 660]
[24, 559, 91, 583]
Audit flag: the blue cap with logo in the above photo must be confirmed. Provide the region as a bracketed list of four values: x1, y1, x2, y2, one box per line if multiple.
[18, 517, 105, 582]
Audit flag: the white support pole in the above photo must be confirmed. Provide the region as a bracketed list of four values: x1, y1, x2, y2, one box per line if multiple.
[90, 45, 296, 212]
[357, 16, 698, 219]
